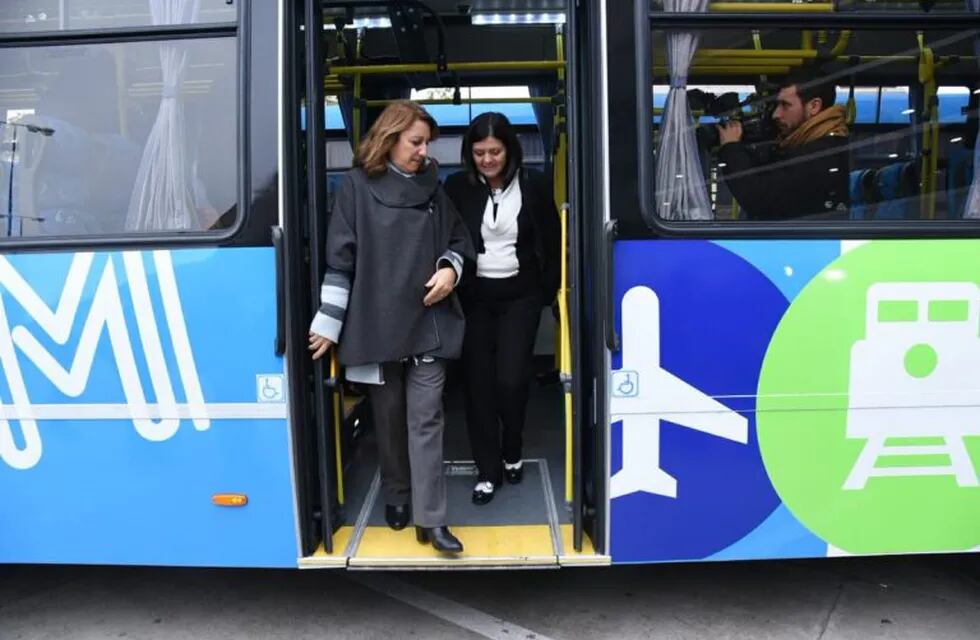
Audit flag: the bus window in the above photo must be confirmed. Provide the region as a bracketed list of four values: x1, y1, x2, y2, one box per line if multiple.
[647, 25, 980, 224]
[0, 37, 237, 238]
[0, 0, 236, 33]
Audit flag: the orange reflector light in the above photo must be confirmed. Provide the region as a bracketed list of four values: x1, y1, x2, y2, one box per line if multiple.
[212, 493, 248, 507]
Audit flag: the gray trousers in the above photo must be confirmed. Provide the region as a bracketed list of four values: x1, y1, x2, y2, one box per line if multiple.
[368, 359, 448, 528]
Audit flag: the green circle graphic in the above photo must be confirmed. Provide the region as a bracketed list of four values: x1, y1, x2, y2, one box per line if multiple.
[757, 240, 980, 554]
[904, 344, 938, 379]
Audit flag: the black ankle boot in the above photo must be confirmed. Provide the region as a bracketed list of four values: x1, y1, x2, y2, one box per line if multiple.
[415, 526, 463, 553]
[385, 504, 410, 531]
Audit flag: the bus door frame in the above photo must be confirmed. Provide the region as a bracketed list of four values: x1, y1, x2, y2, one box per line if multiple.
[567, 0, 611, 556]
[282, 0, 342, 557]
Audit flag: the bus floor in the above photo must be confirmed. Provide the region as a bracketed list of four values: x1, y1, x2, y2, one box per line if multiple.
[304, 359, 606, 569]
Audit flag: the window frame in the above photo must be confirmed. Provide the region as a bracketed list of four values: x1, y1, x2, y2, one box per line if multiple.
[632, 4, 980, 239]
[0, 3, 247, 250]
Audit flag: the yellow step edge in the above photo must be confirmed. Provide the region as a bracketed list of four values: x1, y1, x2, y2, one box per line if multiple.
[558, 524, 611, 567]
[298, 525, 354, 568]
[350, 524, 557, 568]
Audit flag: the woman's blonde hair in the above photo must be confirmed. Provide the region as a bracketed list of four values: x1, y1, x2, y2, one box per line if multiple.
[355, 100, 439, 176]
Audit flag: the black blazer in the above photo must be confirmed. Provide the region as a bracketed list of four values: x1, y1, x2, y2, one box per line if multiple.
[444, 168, 560, 305]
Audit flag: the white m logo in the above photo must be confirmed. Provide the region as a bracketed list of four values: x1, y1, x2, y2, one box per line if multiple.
[0, 251, 208, 470]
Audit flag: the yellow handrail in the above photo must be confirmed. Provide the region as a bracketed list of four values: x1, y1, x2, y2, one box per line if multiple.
[829, 30, 852, 57]
[352, 32, 363, 152]
[710, 2, 834, 11]
[330, 351, 345, 505]
[558, 205, 573, 504]
[329, 60, 565, 76]
[697, 48, 819, 59]
[361, 96, 554, 107]
[553, 28, 574, 505]
[918, 32, 939, 220]
[696, 56, 809, 66]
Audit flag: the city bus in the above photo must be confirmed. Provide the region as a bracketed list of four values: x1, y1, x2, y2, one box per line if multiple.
[0, 0, 977, 569]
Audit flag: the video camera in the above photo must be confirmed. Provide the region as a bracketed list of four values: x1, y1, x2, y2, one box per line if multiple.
[688, 89, 778, 150]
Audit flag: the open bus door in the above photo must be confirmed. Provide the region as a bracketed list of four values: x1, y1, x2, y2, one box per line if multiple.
[288, 0, 607, 569]
[282, 0, 345, 567]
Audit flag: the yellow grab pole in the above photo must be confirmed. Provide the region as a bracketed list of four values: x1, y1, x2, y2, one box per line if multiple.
[330, 351, 345, 505]
[918, 33, 938, 220]
[554, 28, 574, 504]
[802, 30, 814, 50]
[710, 2, 834, 11]
[352, 31, 363, 152]
[329, 60, 565, 76]
[554, 28, 567, 213]
[558, 205, 573, 504]
[695, 56, 808, 66]
[829, 30, 852, 57]
[697, 48, 819, 59]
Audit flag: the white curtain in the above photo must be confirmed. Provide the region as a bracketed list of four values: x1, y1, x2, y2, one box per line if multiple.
[125, 0, 202, 231]
[655, 0, 712, 221]
[966, 0, 980, 218]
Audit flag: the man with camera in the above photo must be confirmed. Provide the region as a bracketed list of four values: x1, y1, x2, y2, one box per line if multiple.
[717, 68, 850, 220]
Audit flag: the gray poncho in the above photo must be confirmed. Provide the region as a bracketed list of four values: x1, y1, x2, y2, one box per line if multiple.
[310, 161, 474, 368]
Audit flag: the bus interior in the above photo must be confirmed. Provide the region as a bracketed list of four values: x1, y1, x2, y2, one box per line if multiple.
[286, 0, 603, 568]
[642, 7, 979, 226]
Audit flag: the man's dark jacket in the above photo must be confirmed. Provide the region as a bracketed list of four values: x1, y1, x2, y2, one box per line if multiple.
[718, 134, 850, 220]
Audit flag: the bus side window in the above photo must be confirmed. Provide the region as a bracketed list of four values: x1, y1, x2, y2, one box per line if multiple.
[0, 37, 238, 239]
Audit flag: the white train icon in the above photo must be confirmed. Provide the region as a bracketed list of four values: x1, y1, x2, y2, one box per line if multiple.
[844, 282, 980, 490]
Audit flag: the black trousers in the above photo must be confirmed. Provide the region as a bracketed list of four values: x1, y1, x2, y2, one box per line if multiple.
[461, 273, 542, 485]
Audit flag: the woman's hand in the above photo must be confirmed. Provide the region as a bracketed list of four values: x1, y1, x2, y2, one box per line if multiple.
[423, 267, 457, 306]
[309, 332, 334, 360]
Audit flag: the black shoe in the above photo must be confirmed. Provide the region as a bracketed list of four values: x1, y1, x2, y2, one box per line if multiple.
[385, 504, 410, 531]
[416, 526, 463, 553]
[471, 481, 498, 506]
[504, 461, 523, 484]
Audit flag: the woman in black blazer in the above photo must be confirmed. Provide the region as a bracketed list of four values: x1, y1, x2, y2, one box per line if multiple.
[444, 112, 560, 505]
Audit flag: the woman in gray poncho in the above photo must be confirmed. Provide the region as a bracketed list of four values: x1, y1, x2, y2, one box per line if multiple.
[309, 101, 474, 554]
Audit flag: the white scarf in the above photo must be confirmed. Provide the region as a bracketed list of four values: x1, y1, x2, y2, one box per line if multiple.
[477, 176, 523, 279]
[483, 176, 522, 234]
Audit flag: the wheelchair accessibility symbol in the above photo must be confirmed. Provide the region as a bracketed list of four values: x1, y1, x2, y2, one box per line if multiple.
[612, 370, 639, 398]
[256, 374, 285, 403]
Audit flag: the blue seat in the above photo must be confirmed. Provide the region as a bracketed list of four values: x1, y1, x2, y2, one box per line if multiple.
[849, 169, 875, 220]
[873, 162, 917, 220]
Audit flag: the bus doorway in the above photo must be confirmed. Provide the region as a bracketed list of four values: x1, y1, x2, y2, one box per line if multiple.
[290, 0, 606, 568]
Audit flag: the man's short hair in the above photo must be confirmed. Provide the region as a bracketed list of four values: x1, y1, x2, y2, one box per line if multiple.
[780, 68, 837, 112]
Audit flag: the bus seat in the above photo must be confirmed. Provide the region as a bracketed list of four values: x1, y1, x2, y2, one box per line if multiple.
[873, 162, 917, 220]
[946, 145, 974, 219]
[849, 169, 875, 220]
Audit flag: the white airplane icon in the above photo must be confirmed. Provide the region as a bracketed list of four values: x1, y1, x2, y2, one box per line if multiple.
[610, 286, 749, 499]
